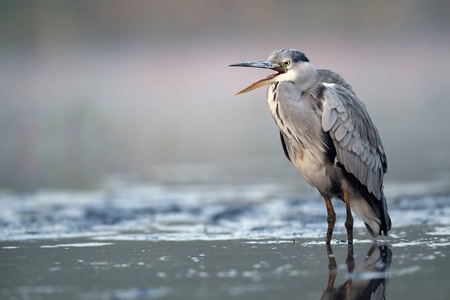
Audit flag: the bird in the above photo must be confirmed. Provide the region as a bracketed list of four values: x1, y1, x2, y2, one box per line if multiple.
[230, 49, 391, 244]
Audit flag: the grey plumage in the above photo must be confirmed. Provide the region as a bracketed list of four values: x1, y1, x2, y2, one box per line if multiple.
[320, 75, 387, 198]
[230, 48, 391, 240]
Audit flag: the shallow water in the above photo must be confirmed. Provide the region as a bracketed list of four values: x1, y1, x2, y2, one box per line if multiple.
[0, 184, 449, 299]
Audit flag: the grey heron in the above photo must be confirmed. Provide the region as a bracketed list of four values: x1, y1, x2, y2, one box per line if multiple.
[230, 49, 391, 244]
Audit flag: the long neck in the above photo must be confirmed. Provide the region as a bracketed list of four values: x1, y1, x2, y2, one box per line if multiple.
[293, 63, 318, 92]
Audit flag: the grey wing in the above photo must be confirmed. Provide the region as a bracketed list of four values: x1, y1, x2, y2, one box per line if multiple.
[321, 83, 387, 200]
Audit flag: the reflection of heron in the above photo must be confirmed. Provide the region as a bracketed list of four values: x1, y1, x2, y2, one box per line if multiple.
[230, 49, 391, 244]
[321, 244, 392, 300]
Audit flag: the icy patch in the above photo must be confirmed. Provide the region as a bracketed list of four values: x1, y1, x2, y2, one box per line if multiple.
[40, 242, 114, 248]
[391, 238, 450, 248]
[245, 240, 296, 244]
[426, 241, 450, 247]
[0, 231, 118, 242]
[426, 226, 450, 236]
[389, 196, 450, 227]
[0, 184, 449, 243]
[391, 241, 426, 248]
[0, 184, 333, 242]
[299, 239, 375, 246]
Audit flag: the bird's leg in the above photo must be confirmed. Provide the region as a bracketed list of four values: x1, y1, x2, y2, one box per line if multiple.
[325, 243, 337, 291]
[344, 190, 355, 299]
[344, 190, 354, 244]
[324, 196, 336, 245]
[345, 242, 355, 300]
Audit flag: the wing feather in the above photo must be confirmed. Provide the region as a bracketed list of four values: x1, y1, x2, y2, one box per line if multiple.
[341, 132, 352, 148]
[320, 84, 387, 200]
[335, 124, 347, 141]
[322, 109, 337, 132]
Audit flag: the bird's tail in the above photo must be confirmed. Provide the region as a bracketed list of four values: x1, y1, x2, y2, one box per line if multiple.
[350, 193, 391, 237]
[380, 194, 391, 235]
[350, 195, 383, 237]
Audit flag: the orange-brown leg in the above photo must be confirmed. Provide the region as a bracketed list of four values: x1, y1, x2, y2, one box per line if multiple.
[346, 242, 355, 299]
[326, 243, 337, 291]
[324, 196, 336, 245]
[344, 190, 354, 245]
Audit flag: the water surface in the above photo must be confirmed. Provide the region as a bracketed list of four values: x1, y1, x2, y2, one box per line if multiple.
[0, 184, 449, 299]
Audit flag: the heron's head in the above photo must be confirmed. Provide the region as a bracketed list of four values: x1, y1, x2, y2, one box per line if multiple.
[230, 49, 316, 95]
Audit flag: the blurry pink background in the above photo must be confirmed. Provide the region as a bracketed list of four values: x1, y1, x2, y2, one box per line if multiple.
[1, 1, 449, 191]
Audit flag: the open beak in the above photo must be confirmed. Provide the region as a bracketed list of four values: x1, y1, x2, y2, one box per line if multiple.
[229, 61, 286, 95]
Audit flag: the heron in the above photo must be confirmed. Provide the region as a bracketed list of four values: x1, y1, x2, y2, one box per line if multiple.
[230, 49, 391, 244]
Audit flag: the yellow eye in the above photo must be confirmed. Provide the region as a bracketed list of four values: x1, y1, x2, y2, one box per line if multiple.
[282, 60, 290, 67]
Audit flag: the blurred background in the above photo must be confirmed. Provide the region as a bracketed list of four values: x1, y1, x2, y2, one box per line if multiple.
[1, 0, 449, 192]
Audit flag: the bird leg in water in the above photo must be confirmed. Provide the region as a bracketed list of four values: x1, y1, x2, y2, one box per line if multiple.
[324, 196, 336, 245]
[325, 243, 337, 291]
[321, 242, 356, 300]
[344, 190, 354, 244]
[345, 242, 355, 299]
